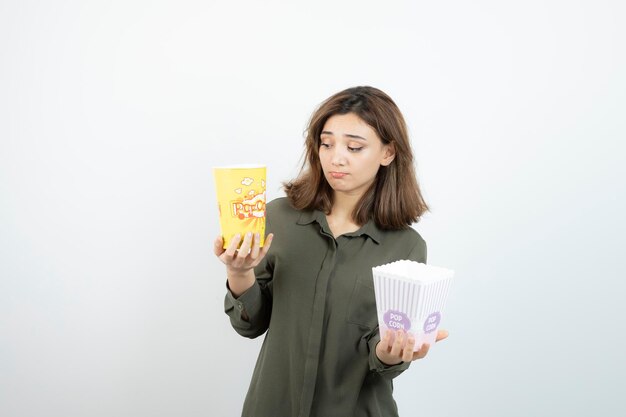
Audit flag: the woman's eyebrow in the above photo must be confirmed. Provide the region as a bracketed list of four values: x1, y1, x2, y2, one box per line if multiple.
[345, 134, 367, 141]
[321, 131, 367, 141]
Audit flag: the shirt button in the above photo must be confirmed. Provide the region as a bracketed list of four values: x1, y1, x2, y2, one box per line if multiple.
[238, 303, 244, 310]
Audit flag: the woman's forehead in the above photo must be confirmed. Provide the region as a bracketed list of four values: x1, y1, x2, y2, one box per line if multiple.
[321, 113, 378, 140]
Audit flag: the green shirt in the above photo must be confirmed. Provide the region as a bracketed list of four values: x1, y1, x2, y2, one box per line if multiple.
[224, 197, 427, 417]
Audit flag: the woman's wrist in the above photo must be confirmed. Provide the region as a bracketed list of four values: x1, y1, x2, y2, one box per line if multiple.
[227, 268, 256, 297]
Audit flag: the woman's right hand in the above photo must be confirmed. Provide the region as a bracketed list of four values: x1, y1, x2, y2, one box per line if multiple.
[213, 232, 274, 276]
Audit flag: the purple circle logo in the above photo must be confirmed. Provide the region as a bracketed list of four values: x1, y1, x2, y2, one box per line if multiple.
[423, 312, 441, 334]
[383, 310, 411, 331]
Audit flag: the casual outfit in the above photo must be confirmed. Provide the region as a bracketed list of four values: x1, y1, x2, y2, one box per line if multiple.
[224, 197, 427, 417]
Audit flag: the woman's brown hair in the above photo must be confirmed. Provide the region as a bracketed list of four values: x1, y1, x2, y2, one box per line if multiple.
[284, 86, 428, 230]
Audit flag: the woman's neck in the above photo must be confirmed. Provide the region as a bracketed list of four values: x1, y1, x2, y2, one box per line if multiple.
[326, 192, 362, 237]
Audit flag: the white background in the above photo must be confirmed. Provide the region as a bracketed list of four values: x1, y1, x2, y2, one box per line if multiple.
[1, 1, 624, 416]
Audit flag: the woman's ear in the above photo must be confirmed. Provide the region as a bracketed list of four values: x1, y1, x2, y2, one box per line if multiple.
[381, 142, 396, 166]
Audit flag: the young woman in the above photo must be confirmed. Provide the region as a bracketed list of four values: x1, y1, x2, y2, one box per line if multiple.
[214, 86, 448, 417]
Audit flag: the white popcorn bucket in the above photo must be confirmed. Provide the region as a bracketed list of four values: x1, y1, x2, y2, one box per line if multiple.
[372, 260, 454, 351]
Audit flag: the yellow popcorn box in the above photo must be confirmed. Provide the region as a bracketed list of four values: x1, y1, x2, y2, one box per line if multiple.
[213, 165, 266, 249]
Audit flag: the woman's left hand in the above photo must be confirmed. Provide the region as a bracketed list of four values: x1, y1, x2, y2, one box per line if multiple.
[375, 329, 449, 366]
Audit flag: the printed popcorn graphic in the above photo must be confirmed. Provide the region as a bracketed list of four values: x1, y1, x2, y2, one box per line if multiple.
[232, 192, 265, 219]
[230, 176, 266, 222]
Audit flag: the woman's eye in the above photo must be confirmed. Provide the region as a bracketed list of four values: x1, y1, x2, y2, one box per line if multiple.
[320, 142, 330, 148]
[348, 146, 363, 152]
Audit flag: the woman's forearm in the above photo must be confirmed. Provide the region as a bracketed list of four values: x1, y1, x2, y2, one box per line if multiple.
[227, 268, 256, 297]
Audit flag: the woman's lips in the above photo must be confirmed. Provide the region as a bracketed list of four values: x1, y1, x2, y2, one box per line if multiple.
[330, 172, 348, 179]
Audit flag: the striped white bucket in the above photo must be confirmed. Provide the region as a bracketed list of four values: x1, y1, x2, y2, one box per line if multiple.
[372, 260, 454, 351]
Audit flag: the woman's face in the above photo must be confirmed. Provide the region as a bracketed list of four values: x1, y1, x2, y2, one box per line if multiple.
[319, 112, 395, 199]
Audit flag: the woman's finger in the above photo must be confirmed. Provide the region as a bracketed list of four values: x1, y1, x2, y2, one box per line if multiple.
[435, 329, 449, 342]
[390, 330, 404, 357]
[402, 334, 415, 362]
[214, 236, 225, 256]
[413, 343, 431, 360]
[255, 233, 274, 263]
[224, 234, 242, 259]
[382, 329, 393, 351]
[239, 232, 253, 255]
[233, 232, 253, 267]
[249, 232, 261, 260]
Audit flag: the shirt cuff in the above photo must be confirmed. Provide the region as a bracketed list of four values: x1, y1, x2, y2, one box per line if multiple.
[224, 280, 263, 323]
[367, 330, 411, 377]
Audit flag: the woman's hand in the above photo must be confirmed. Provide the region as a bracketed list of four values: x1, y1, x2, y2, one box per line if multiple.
[214, 232, 274, 274]
[375, 329, 449, 366]
[214, 232, 274, 297]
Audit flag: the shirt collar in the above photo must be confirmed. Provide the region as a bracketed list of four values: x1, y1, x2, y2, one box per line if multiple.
[297, 209, 382, 244]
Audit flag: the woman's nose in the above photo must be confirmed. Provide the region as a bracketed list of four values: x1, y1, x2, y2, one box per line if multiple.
[331, 147, 347, 166]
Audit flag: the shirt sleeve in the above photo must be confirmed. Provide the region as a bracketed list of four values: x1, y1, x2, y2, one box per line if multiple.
[366, 328, 412, 378]
[223, 258, 274, 339]
[223, 212, 275, 339]
[408, 233, 427, 264]
[365, 233, 428, 378]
